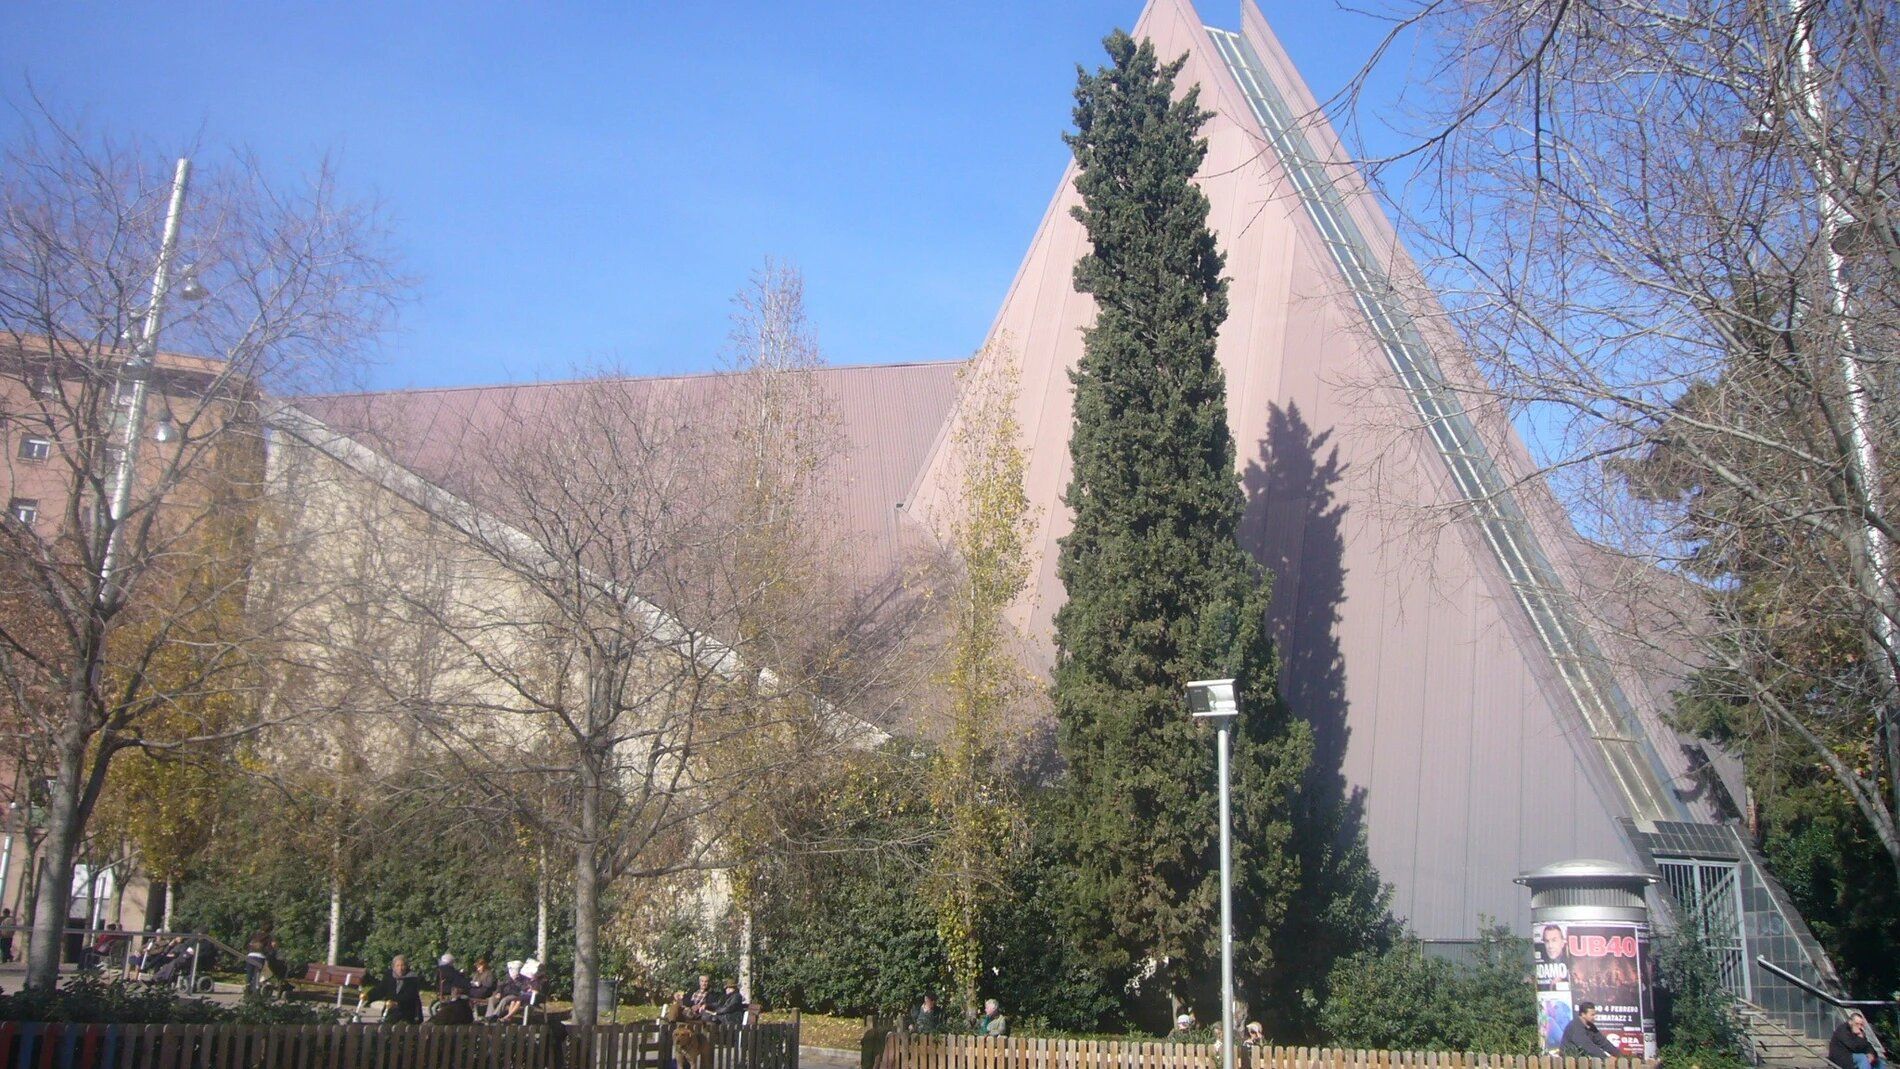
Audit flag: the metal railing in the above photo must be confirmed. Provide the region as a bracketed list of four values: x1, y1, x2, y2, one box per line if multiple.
[0, 924, 237, 994]
[1205, 26, 1686, 825]
[1755, 957, 1898, 1012]
[1755, 957, 1894, 1056]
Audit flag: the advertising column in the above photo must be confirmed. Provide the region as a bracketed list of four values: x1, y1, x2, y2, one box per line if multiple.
[1518, 860, 1660, 1059]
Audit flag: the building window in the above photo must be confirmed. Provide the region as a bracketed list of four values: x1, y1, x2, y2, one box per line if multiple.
[8, 499, 38, 526]
[17, 436, 50, 462]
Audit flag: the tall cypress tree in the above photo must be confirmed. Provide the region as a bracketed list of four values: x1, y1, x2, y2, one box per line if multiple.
[1052, 31, 1313, 1017]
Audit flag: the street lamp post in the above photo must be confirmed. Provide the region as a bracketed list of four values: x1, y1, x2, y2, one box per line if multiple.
[1785, 0, 1900, 824]
[1745, 2, 1900, 826]
[100, 157, 203, 603]
[1186, 678, 1239, 1069]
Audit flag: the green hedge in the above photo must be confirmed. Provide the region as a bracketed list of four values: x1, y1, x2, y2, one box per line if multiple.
[175, 790, 572, 995]
[0, 978, 342, 1024]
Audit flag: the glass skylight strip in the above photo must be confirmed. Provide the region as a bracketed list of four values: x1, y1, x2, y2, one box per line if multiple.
[1206, 27, 1685, 823]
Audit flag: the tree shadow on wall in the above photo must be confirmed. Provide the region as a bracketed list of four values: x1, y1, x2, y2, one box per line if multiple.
[1242, 402, 1395, 1037]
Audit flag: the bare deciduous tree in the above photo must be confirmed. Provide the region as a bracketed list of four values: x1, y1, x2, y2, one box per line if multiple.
[1337, 1, 1900, 871]
[0, 114, 397, 988]
[275, 266, 917, 1024]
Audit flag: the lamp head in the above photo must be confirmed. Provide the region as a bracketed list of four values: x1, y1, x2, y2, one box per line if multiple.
[175, 268, 209, 302]
[1186, 678, 1239, 720]
[1740, 110, 1777, 146]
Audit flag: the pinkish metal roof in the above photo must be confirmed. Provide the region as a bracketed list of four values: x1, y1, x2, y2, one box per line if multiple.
[302, 360, 965, 583]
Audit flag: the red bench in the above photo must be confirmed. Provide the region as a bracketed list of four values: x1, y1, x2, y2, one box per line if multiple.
[301, 963, 367, 1006]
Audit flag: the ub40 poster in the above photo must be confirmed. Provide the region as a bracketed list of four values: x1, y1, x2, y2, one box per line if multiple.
[1532, 922, 1656, 1058]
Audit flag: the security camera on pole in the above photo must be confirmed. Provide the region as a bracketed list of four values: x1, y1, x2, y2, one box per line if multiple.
[1186, 679, 1238, 1069]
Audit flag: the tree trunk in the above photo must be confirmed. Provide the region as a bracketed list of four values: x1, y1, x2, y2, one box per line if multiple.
[738, 910, 754, 1002]
[21, 852, 40, 959]
[86, 866, 104, 930]
[25, 737, 88, 989]
[959, 898, 978, 1016]
[571, 765, 601, 1028]
[327, 874, 342, 966]
[536, 846, 549, 963]
[161, 878, 173, 931]
[109, 861, 125, 926]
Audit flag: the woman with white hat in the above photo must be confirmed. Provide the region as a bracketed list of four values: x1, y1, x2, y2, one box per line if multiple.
[486, 960, 527, 1022]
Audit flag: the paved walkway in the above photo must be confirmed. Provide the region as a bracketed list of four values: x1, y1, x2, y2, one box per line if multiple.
[801, 1047, 858, 1069]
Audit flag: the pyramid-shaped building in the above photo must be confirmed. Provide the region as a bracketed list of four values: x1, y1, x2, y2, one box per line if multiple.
[295, 0, 1849, 1040]
[907, 0, 1843, 1035]
[912, 0, 1689, 937]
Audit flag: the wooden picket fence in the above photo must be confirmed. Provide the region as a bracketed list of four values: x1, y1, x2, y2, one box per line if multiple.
[876, 1034, 1643, 1069]
[0, 1018, 801, 1069]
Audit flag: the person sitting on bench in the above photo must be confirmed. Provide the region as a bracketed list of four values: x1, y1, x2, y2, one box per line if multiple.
[467, 957, 497, 1016]
[709, 978, 747, 1027]
[508, 959, 542, 1021]
[135, 935, 184, 978]
[433, 954, 474, 1024]
[486, 960, 529, 1023]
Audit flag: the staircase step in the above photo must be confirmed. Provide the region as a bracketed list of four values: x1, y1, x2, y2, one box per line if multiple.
[1730, 997, 1835, 1069]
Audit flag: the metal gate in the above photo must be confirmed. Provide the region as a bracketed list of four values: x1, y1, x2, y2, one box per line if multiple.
[1657, 858, 1750, 998]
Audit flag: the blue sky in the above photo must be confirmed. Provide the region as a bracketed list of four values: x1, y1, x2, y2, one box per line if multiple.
[3, 2, 1416, 390]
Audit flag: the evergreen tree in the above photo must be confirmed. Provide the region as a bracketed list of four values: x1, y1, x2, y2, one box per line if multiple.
[1051, 31, 1312, 1016]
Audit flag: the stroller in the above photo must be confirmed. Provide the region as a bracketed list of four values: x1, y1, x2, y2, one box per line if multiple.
[245, 949, 291, 1000]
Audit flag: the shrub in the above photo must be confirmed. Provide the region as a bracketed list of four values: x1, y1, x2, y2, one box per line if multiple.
[1657, 1042, 1750, 1069]
[1653, 928, 1745, 1069]
[1320, 923, 1537, 1053]
[628, 914, 737, 1002]
[0, 977, 225, 1024]
[0, 978, 342, 1025]
[749, 756, 1121, 1029]
[755, 853, 947, 1017]
[175, 787, 564, 992]
[226, 991, 348, 1025]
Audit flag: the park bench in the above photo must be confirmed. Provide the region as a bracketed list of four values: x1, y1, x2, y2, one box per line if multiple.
[299, 963, 367, 1006]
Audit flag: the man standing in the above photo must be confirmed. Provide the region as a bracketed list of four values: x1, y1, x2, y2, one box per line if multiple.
[1560, 1002, 1624, 1059]
[1830, 1012, 1884, 1069]
[913, 994, 941, 1034]
[244, 922, 280, 995]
